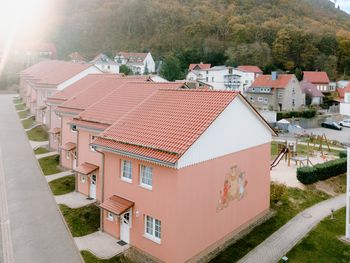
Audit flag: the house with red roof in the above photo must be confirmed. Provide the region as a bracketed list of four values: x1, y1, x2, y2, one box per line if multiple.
[300, 80, 324, 105]
[115, 52, 155, 74]
[55, 76, 150, 171]
[69, 82, 185, 201]
[90, 53, 119, 73]
[303, 71, 332, 93]
[340, 83, 350, 116]
[247, 72, 304, 111]
[19, 60, 101, 126]
[88, 89, 275, 262]
[46, 74, 115, 150]
[186, 65, 262, 94]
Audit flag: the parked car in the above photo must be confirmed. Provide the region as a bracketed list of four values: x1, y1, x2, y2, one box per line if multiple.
[321, 121, 342, 130]
[339, 119, 350, 128]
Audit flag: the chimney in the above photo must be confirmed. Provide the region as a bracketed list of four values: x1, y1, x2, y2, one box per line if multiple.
[271, 71, 278, 81]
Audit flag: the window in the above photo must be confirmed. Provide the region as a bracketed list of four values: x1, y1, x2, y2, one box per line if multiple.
[145, 215, 161, 243]
[107, 212, 114, 221]
[212, 77, 214, 82]
[90, 135, 96, 151]
[81, 175, 86, 184]
[278, 92, 283, 98]
[258, 97, 263, 102]
[71, 125, 77, 133]
[250, 97, 254, 103]
[264, 98, 268, 104]
[121, 160, 132, 182]
[292, 99, 295, 107]
[140, 165, 153, 189]
[206, 77, 208, 82]
[65, 151, 70, 160]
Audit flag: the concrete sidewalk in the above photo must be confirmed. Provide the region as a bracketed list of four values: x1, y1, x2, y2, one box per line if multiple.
[29, 140, 49, 149]
[55, 192, 96, 209]
[0, 95, 82, 263]
[36, 151, 59, 159]
[238, 194, 346, 263]
[46, 170, 73, 183]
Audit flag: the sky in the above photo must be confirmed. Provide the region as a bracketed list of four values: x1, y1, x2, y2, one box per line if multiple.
[335, 0, 350, 13]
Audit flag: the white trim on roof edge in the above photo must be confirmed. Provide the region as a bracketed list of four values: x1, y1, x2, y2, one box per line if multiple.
[176, 96, 272, 169]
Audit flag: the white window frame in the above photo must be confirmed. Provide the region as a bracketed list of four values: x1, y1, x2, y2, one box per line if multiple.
[258, 97, 263, 102]
[144, 215, 161, 244]
[278, 91, 283, 98]
[107, 212, 114, 222]
[71, 125, 77, 133]
[140, 165, 153, 190]
[121, 160, 132, 183]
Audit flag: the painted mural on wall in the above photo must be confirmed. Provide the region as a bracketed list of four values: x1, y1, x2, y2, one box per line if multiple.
[217, 165, 248, 212]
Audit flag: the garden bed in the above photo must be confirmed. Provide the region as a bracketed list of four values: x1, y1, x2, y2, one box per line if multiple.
[22, 116, 35, 129]
[27, 126, 48, 141]
[49, 175, 75, 195]
[38, 155, 61, 175]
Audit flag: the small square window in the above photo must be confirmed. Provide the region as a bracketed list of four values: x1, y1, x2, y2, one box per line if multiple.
[107, 212, 114, 221]
[81, 175, 86, 184]
[144, 215, 161, 243]
[90, 135, 96, 151]
[71, 125, 77, 133]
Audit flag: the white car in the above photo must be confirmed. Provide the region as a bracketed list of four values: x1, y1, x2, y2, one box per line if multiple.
[339, 119, 350, 128]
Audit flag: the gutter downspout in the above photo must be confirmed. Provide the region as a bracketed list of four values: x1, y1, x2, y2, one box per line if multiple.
[95, 147, 105, 232]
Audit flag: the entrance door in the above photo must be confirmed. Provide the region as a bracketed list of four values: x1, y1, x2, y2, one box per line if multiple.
[89, 174, 97, 199]
[72, 151, 77, 169]
[120, 211, 131, 243]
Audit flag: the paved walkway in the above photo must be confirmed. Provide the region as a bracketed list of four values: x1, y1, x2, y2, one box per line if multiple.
[0, 95, 82, 263]
[24, 124, 41, 132]
[20, 115, 34, 121]
[55, 191, 96, 208]
[46, 170, 73, 182]
[36, 151, 59, 160]
[74, 231, 129, 259]
[238, 194, 346, 263]
[29, 140, 49, 149]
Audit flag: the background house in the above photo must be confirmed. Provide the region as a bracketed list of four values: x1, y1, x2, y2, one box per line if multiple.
[90, 53, 119, 73]
[247, 72, 305, 111]
[300, 80, 324, 105]
[114, 52, 155, 74]
[303, 71, 332, 93]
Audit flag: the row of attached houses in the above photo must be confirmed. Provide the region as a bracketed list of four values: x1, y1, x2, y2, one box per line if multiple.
[19, 60, 102, 125]
[19, 62, 276, 262]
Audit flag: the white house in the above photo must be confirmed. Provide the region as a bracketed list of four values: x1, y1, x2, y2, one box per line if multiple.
[114, 52, 155, 74]
[90, 53, 119, 73]
[185, 65, 262, 94]
[340, 90, 350, 116]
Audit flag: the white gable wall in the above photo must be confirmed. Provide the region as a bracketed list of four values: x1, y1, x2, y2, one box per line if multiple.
[144, 53, 155, 73]
[177, 96, 272, 169]
[57, 66, 102, 90]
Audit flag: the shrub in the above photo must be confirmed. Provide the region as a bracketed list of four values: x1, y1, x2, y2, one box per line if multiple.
[270, 183, 287, 203]
[297, 166, 318, 184]
[314, 158, 347, 181]
[339, 151, 347, 159]
[297, 158, 347, 184]
[277, 109, 316, 120]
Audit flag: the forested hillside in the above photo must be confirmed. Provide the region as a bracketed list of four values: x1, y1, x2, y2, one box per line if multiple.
[49, 0, 350, 79]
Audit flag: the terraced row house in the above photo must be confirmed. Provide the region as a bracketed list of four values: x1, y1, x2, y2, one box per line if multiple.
[19, 61, 275, 263]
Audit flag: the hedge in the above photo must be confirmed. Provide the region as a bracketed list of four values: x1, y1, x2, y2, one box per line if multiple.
[297, 158, 347, 185]
[277, 109, 316, 121]
[339, 151, 347, 159]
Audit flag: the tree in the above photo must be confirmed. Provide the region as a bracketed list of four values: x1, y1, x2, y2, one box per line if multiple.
[225, 42, 272, 68]
[119, 65, 133, 75]
[159, 54, 184, 81]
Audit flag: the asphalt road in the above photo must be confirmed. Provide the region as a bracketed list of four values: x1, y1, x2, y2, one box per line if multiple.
[0, 95, 82, 263]
[306, 126, 350, 144]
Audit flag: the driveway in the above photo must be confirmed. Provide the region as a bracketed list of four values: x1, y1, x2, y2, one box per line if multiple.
[0, 95, 82, 263]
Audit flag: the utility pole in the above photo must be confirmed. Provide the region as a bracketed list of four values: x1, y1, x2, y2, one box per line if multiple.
[346, 146, 350, 239]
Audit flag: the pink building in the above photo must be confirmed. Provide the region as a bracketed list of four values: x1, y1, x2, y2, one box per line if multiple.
[70, 82, 185, 201]
[46, 74, 114, 150]
[91, 90, 276, 263]
[56, 76, 150, 171]
[19, 60, 101, 126]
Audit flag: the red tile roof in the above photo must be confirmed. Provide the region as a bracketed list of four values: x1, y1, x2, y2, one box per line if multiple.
[46, 74, 115, 104]
[116, 52, 148, 61]
[100, 195, 134, 215]
[251, 74, 294, 89]
[337, 84, 350, 99]
[20, 60, 96, 86]
[237, 65, 263, 73]
[74, 162, 99, 175]
[189, 63, 211, 70]
[60, 142, 76, 151]
[69, 52, 86, 62]
[48, 127, 61, 134]
[303, 71, 330, 84]
[76, 82, 185, 125]
[94, 90, 239, 164]
[57, 77, 148, 112]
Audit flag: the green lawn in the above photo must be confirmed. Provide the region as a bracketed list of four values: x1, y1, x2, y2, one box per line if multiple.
[287, 208, 350, 262]
[34, 147, 50, 155]
[13, 98, 22, 104]
[22, 117, 35, 129]
[27, 126, 48, 141]
[210, 185, 329, 262]
[81, 251, 131, 263]
[59, 204, 100, 237]
[15, 104, 25, 111]
[49, 175, 75, 195]
[38, 155, 61, 175]
[18, 110, 29, 119]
